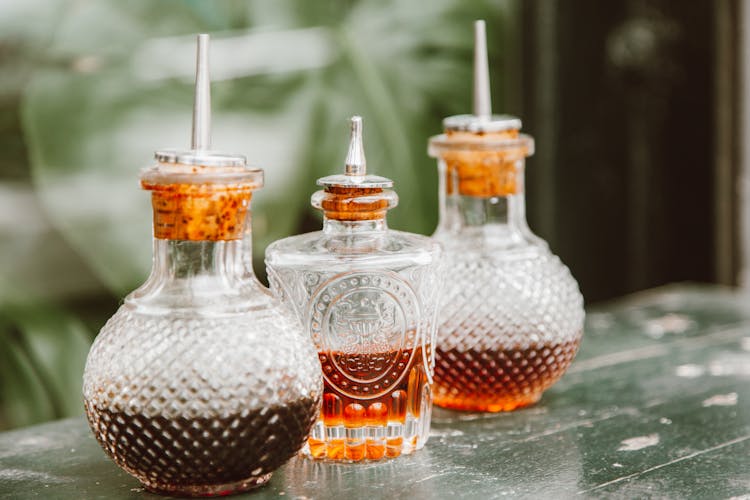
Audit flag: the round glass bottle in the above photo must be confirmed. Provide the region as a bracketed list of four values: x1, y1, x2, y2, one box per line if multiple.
[265, 117, 443, 461]
[427, 21, 584, 412]
[82, 35, 321, 496]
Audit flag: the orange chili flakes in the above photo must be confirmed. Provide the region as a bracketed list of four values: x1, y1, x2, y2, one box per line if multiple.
[319, 186, 391, 221]
[141, 181, 253, 241]
[442, 128, 530, 197]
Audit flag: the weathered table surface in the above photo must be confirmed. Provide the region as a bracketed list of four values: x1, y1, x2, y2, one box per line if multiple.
[2, 284, 750, 499]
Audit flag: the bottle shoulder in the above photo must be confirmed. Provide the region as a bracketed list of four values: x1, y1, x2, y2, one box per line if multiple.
[440, 239, 583, 304]
[433, 224, 548, 253]
[436, 230, 580, 289]
[125, 276, 292, 317]
[265, 229, 441, 269]
[440, 238, 573, 274]
[89, 298, 313, 375]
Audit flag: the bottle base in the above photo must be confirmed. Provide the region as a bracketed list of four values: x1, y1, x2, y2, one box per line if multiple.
[433, 338, 582, 413]
[141, 473, 273, 497]
[433, 392, 542, 412]
[302, 434, 424, 462]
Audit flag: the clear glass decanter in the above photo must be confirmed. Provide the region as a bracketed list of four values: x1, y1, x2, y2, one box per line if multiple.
[265, 116, 442, 462]
[82, 35, 321, 496]
[427, 21, 584, 412]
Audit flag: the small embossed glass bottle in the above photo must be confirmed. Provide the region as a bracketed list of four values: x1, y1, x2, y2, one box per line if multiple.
[265, 116, 442, 462]
[82, 35, 321, 496]
[427, 21, 585, 412]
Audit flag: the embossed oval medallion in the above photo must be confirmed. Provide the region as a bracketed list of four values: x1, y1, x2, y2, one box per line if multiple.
[308, 272, 420, 399]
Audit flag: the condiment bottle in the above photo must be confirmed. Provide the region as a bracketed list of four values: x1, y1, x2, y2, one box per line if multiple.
[427, 21, 585, 412]
[265, 116, 442, 461]
[82, 34, 322, 496]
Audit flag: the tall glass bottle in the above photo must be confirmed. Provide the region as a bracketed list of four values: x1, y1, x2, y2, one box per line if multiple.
[265, 117, 442, 461]
[82, 35, 321, 496]
[427, 21, 585, 412]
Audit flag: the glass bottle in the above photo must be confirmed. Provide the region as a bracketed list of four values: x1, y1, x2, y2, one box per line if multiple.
[427, 21, 585, 412]
[82, 35, 322, 496]
[265, 116, 443, 462]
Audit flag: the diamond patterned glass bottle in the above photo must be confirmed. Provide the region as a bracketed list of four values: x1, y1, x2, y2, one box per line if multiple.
[82, 35, 321, 496]
[427, 21, 585, 412]
[265, 117, 442, 462]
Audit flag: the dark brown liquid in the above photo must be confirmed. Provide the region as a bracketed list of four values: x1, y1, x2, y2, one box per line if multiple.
[85, 397, 318, 496]
[309, 345, 428, 461]
[433, 338, 580, 412]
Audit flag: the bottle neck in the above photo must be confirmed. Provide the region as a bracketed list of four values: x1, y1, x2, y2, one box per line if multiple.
[128, 226, 260, 312]
[451, 192, 528, 228]
[437, 161, 532, 239]
[130, 181, 265, 313]
[322, 217, 388, 234]
[151, 234, 254, 282]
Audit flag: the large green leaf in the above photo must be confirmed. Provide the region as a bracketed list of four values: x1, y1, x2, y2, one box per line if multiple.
[5, 304, 92, 418]
[0, 302, 92, 429]
[23, 0, 511, 294]
[0, 323, 55, 429]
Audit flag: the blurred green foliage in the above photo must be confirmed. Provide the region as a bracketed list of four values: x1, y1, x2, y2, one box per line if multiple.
[0, 0, 512, 430]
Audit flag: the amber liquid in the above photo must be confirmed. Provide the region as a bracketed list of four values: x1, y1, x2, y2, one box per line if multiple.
[85, 397, 318, 496]
[433, 338, 581, 412]
[307, 345, 429, 462]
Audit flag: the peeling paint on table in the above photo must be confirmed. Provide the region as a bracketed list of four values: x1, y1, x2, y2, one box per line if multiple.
[2, 284, 750, 499]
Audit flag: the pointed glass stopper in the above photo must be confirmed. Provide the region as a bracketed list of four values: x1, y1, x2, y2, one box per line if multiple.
[473, 20, 492, 119]
[345, 116, 366, 176]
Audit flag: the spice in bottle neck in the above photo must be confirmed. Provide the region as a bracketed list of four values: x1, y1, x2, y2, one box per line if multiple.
[142, 176, 254, 241]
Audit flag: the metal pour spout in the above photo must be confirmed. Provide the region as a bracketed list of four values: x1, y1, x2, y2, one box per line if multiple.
[152, 32, 253, 171]
[315, 115, 392, 189]
[345, 116, 366, 176]
[473, 20, 492, 119]
[191, 33, 211, 151]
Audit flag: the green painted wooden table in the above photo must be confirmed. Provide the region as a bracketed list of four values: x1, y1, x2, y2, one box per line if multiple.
[2, 285, 750, 499]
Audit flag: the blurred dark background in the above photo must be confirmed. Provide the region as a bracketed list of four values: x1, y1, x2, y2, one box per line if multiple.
[0, 0, 742, 430]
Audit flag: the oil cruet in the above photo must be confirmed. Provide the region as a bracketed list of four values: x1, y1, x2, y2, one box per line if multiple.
[265, 116, 443, 461]
[427, 21, 585, 412]
[82, 34, 322, 496]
